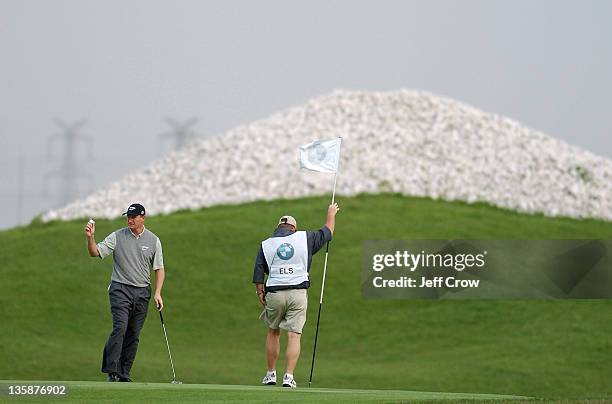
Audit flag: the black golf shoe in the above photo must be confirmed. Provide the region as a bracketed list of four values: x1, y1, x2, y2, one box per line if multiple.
[119, 377, 132, 382]
[107, 373, 120, 382]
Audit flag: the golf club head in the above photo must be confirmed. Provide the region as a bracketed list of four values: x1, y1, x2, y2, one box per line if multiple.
[171, 380, 182, 384]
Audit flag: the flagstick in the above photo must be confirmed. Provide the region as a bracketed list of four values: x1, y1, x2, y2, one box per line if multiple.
[331, 167, 338, 205]
[309, 160, 340, 388]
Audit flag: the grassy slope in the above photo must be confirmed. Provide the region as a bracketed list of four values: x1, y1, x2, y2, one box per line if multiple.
[1, 194, 611, 400]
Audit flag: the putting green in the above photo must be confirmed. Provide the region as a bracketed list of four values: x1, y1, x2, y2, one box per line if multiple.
[0, 380, 531, 403]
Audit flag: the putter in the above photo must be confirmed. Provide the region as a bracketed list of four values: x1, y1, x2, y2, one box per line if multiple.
[159, 310, 182, 384]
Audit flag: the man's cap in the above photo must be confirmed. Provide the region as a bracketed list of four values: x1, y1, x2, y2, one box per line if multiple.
[122, 203, 146, 217]
[277, 215, 297, 228]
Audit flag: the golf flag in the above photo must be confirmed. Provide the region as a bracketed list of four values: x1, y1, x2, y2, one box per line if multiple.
[302, 137, 343, 387]
[299, 137, 342, 173]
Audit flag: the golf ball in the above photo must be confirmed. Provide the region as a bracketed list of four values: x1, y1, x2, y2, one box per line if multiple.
[88, 219, 95, 225]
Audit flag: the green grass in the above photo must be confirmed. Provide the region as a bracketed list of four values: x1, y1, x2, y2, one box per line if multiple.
[0, 380, 529, 403]
[1, 194, 611, 400]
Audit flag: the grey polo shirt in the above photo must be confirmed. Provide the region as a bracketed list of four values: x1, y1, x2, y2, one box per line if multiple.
[252, 226, 332, 292]
[97, 227, 164, 287]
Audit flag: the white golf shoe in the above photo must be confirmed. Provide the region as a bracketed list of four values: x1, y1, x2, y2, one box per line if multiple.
[262, 371, 276, 385]
[282, 373, 297, 388]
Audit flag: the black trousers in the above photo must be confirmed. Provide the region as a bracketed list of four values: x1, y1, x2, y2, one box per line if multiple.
[101, 281, 151, 378]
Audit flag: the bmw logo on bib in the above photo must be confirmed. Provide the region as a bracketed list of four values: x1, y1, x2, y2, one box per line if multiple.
[276, 243, 295, 260]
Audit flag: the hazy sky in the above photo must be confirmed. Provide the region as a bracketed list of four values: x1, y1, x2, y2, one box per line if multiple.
[1, 0, 611, 230]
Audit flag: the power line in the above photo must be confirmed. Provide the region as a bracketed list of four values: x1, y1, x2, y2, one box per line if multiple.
[159, 116, 199, 150]
[0, 153, 45, 225]
[17, 155, 23, 224]
[44, 118, 93, 206]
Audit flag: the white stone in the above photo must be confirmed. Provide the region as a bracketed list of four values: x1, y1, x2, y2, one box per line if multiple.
[42, 90, 612, 222]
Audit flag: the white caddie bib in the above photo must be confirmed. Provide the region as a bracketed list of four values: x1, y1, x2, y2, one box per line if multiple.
[262, 231, 309, 288]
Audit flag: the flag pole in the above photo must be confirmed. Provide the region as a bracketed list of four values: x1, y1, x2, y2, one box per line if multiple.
[309, 137, 341, 387]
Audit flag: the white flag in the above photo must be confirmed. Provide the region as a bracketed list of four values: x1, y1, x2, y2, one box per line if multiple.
[299, 138, 342, 173]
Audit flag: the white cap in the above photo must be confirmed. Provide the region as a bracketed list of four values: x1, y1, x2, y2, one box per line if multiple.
[277, 215, 297, 228]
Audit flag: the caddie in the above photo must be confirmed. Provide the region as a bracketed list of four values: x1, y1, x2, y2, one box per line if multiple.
[253, 203, 339, 388]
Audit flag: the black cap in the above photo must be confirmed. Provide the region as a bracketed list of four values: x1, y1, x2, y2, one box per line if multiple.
[122, 203, 146, 217]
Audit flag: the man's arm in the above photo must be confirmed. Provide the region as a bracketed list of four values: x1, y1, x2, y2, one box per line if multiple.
[253, 246, 268, 306]
[154, 268, 165, 311]
[84, 221, 99, 257]
[153, 238, 165, 311]
[325, 202, 340, 234]
[85, 222, 116, 259]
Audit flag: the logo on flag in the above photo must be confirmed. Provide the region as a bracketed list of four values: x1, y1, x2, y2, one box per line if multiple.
[308, 144, 327, 164]
[299, 138, 342, 173]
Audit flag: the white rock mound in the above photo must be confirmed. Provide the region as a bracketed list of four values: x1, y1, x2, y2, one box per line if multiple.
[42, 90, 612, 222]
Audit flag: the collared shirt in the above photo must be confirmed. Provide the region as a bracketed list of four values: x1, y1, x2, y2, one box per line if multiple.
[252, 226, 332, 292]
[128, 226, 146, 239]
[97, 227, 164, 287]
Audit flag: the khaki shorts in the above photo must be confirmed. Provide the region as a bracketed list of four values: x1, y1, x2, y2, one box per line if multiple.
[259, 289, 308, 334]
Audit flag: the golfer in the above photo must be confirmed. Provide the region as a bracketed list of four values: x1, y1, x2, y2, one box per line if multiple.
[253, 203, 339, 388]
[84, 203, 165, 382]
